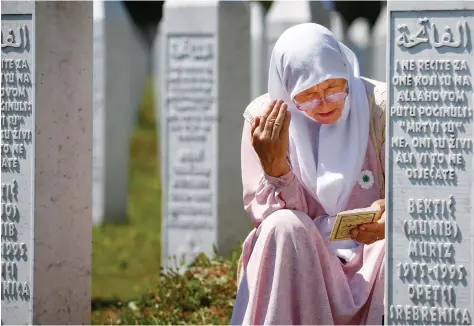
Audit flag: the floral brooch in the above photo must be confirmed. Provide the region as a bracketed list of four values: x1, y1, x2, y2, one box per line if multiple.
[358, 170, 374, 190]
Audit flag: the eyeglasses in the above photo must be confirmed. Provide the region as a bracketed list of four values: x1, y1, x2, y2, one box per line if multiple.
[294, 88, 349, 112]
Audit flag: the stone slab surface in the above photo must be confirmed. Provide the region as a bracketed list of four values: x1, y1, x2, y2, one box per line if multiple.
[386, 2, 474, 324]
[160, 1, 250, 269]
[1, 5, 35, 324]
[2, 2, 92, 324]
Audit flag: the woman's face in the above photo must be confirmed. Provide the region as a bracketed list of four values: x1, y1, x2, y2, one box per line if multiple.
[293, 78, 348, 124]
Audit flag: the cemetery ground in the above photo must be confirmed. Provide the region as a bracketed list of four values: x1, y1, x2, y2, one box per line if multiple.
[91, 80, 241, 325]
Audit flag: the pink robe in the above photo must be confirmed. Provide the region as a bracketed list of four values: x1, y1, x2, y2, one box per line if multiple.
[231, 82, 387, 325]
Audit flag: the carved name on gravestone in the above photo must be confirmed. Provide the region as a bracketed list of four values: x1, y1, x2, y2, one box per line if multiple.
[1, 10, 34, 325]
[386, 2, 474, 325]
[160, 0, 250, 270]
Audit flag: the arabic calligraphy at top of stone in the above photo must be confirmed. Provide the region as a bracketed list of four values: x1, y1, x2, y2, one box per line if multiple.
[1, 25, 28, 50]
[397, 18, 468, 49]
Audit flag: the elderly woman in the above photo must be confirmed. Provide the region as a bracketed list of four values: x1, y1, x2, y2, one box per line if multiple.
[231, 24, 387, 325]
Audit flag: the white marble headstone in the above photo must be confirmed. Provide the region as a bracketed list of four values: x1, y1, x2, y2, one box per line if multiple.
[1, 2, 92, 324]
[159, 0, 251, 270]
[265, 0, 311, 93]
[329, 10, 346, 42]
[346, 17, 371, 77]
[265, 0, 331, 91]
[369, 6, 387, 82]
[386, 1, 474, 324]
[93, 1, 149, 224]
[249, 0, 266, 99]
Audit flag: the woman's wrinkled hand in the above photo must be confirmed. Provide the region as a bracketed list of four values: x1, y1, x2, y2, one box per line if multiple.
[350, 199, 385, 245]
[251, 99, 291, 178]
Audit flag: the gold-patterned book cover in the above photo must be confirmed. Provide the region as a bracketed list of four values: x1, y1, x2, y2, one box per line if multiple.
[329, 207, 381, 241]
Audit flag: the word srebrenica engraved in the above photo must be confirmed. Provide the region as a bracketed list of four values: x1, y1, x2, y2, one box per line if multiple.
[387, 11, 473, 325]
[1, 14, 34, 324]
[163, 34, 218, 267]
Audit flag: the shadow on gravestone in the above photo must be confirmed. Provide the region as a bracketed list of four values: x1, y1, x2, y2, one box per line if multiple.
[92, 1, 149, 225]
[386, 1, 474, 324]
[1, 1, 92, 324]
[159, 0, 251, 271]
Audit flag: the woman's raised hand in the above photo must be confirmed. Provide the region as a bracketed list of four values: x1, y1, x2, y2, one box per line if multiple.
[251, 100, 291, 178]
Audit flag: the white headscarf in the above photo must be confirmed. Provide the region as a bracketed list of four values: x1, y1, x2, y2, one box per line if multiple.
[268, 23, 370, 217]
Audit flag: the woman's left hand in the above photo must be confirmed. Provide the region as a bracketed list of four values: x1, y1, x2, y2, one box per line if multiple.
[350, 199, 385, 245]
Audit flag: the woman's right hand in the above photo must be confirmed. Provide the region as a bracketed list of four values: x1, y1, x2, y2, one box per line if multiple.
[251, 99, 291, 178]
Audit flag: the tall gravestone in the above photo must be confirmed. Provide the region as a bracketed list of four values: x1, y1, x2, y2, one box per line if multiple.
[369, 5, 387, 82]
[329, 9, 346, 42]
[153, 21, 162, 126]
[387, 1, 474, 324]
[159, 0, 251, 269]
[92, 1, 149, 225]
[308, 1, 331, 29]
[265, 0, 312, 93]
[93, 0, 106, 226]
[1, 2, 92, 324]
[265, 1, 330, 90]
[249, 0, 266, 99]
[346, 17, 370, 77]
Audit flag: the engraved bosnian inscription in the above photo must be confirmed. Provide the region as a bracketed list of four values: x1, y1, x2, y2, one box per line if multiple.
[388, 12, 473, 325]
[1, 14, 34, 323]
[164, 34, 217, 266]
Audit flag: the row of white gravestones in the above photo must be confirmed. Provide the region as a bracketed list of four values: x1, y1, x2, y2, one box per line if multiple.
[254, 0, 387, 98]
[159, 0, 251, 270]
[155, 0, 387, 268]
[92, 1, 149, 225]
[262, 0, 331, 97]
[1, 1, 92, 325]
[93, 0, 389, 228]
[158, 1, 474, 323]
[386, 1, 474, 325]
[368, 5, 387, 82]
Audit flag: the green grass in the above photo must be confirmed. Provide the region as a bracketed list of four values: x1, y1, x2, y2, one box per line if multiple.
[91, 79, 242, 324]
[91, 249, 241, 325]
[92, 78, 161, 302]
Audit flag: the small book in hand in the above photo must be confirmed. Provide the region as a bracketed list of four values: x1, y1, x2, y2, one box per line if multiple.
[329, 206, 381, 242]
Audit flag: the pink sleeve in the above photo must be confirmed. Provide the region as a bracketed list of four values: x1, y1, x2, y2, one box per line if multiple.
[241, 121, 309, 228]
